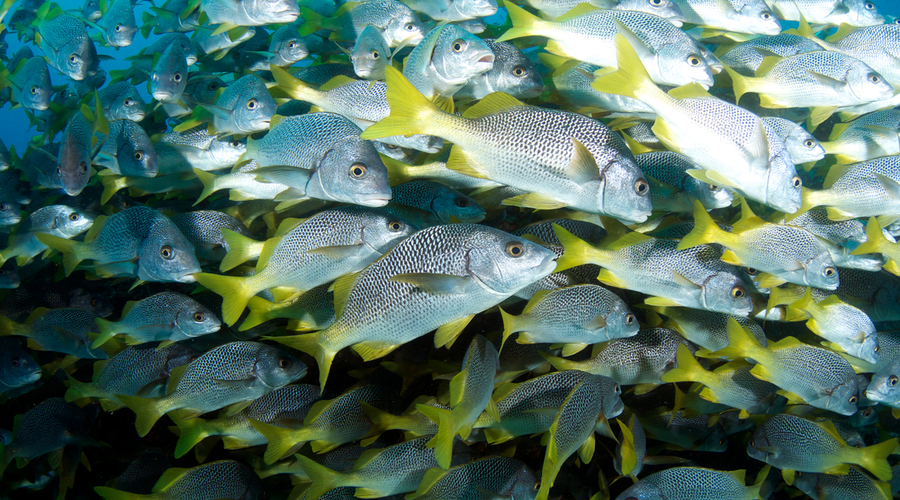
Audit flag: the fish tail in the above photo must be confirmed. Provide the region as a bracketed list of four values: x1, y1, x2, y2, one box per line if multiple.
[269, 65, 321, 103]
[417, 404, 455, 469]
[590, 34, 656, 102]
[499, 307, 519, 353]
[249, 418, 304, 465]
[660, 344, 708, 385]
[540, 351, 577, 372]
[850, 217, 885, 257]
[63, 374, 96, 402]
[269, 332, 335, 392]
[856, 437, 897, 481]
[748, 465, 771, 499]
[295, 455, 342, 500]
[723, 65, 752, 106]
[93, 486, 138, 499]
[784, 187, 825, 222]
[785, 287, 816, 321]
[33, 233, 85, 276]
[99, 173, 129, 204]
[552, 223, 597, 272]
[359, 401, 398, 438]
[140, 11, 153, 39]
[495, 3, 545, 42]
[115, 394, 164, 438]
[704, 317, 764, 361]
[240, 296, 278, 331]
[677, 201, 729, 250]
[359, 66, 442, 141]
[219, 228, 264, 272]
[171, 412, 210, 459]
[0, 315, 23, 337]
[191, 272, 253, 326]
[297, 7, 325, 36]
[192, 168, 219, 205]
[91, 317, 120, 349]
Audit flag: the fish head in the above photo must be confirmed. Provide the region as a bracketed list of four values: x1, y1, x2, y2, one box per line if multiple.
[0, 200, 23, 226]
[802, 252, 840, 290]
[847, 322, 879, 365]
[431, 26, 495, 90]
[763, 154, 802, 214]
[228, 76, 277, 134]
[20, 60, 52, 111]
[243, 0, 300, 24]
[308, 136, 393, 207]
[846, 64, 895, 104]
[700, 271, 753, 316]
[463, 227, 558, 295]
[272, 36, 309, 66]
[150, 42, 188, 103]
[735, 4, 781, 35]
[846, 0, 884, 26]
[53, 206, 94, 238]
[821, 377, 860, 416]
[0, 338, 41, 389]
[479, 39, 543, 99]
[351, 26, 389, 80]
[430, 186, 486, 224]
[866, 359, 900, 406]
[208, 137, 247, 166]
[115, 131, 158, 178]
[607, 302, 640, 340]
[255, 345, 308, 388]
[359, 211, 418, 255]
[57, 114, 92, 197]
[597, 158, 652, 224]
[653, 46, 714, 88]
[696, 424, 728, 452]
[383, 14, 426, 48]
[0, 267, 20, 289]
[106, 18, 138, 47]
[783, 128, 825, 164]
[68, 290, 115, 318]
[57, 38, 92, 81]
[688, 176, 733, 210]
[9, 8, 36, 31]
[746, 423, 780, 462]
[174, 303, 222, 338]
[614, 481, 666, 500]
[590, 374, 625, 418]
[138, 223, 201, 283]
[110, 86, 146, 121]
[188, 75, 228, 106]
[455, 0, 498, 18]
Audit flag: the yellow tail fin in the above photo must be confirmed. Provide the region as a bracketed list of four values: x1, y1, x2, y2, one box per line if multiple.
[660, 344, 709, 385]
[850, 217, 885, 257]
[249, 419, 306, 465]
[295, 455, 342, 500]
[115, 394, 164, 438]
[417, 404, 455, 470]
[495, 2, 546, 43]
[676, 201, 730, 250]
[723, 66, 752, 105]
[855, 437, 898, 482]
[219, 228, 264, 272]
[91, 317, 120, 349]
[192, 168, 220, 205]
[33, 233, 85, 276]
[240, 296, 278, 331]
[590, 34, 657, 103]
[701, 317, 764, 362]
[268, 331, 335, 392]
[171, 413, 210, 459]
[358, 66, 442, 140]
[551, 223, 598, 273]
[191, 273, 253, 326]
[499, 307, 519, 353]
[269, 65, 323, 103]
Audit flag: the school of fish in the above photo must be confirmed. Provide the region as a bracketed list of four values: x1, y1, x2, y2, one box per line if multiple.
[1, 0, 900, 498]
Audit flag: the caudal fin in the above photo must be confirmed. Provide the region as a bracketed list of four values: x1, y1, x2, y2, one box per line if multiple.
[359, 66, 442, 141]
[249, 419, 306, 465]
[855, 437, 898, 482]
[115, 394, 164, 438]
[192, 272, 253, 326]
[219, 229, 264, 271]
[268, 331, 335, 392]
[660, 344, 708, 385]
[417, 404, 455, 469]
[33, 234, 84, 276]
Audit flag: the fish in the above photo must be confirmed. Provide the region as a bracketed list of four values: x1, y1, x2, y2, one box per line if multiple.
[116, 341, 306, 437]
[200, 0, 299, 27]
[717, 34, 822, 76]
[92, 291, 221, 348]
[614, 466, 769, 500]
[797, 155, 900, 224]
[64, 342, 199, 411]
[272, 224, 557, 390]
[402, 23, 495, 100]
[671, 0, 780, 35]
[298, 0, 426, 48]
[0, 56, 52, 111]
[0, 204, 93, 267]
[33, 5, 94, 81]
[149, 38, 188, 104]
[94, 119, 158, 177]
[351, 24, 392, 81]
[195, 207, 416, 325]
[95, 460, 264, 500]
[455, 38, 544, 100]
[362, 67, 652, 222]
[793, 466, 893, 500]
[635, 150, 734, 211]
[0, 337, 40, 394]
[182, 73, 276, 136]
[0, 307, 108, 360]
[84, 0, 138, 47]
[406, 456, 537, 500]
[169, 209, 252, 262]
[97, 81, 146, 121]
[820, 109, 900, 164]
[522, 0, 686, 23]
[767, 0, 884, 26]
[385, 180, 485, 226]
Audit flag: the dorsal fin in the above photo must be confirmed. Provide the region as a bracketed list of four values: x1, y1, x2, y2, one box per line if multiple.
[825, 23, 856, 43]
[754, 56, 781, 77]
[319, 75, 358, 91]
[462, 92, 524, 119]
[667, 82, 713, 100]
[555, 3, 601, 22]
[331, 271, 360, 318]
[523, 289, 551, 314]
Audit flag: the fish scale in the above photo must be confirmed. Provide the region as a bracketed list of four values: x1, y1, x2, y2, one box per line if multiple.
[809, 24, 900, 86]
[95, 291, 220, 345]
[636, 151, 733, 210]
[616, 467, 764, 499]
[768, 0, 883, 25]
[411, 456, 535, 500]
[100, 460, 263, 499]
[81, 343, 196, 398]
[246, 113, 364, 167]
[803, 155, 900, 220]
[720, 34, 821, 76]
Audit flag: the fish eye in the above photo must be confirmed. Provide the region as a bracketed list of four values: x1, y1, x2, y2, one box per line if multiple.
[761, 11, 772, 20]
[123, 98, 134, 106]
[865, 1, 875, 9]
[634, 178, 649, 195]
[173, 72, 182, 82]
[452, 39, 466, 52]
[278, 357, 292, 369]
[454, 197, 471, 208]
[69, 55, 78, 63]
[505, 241, 525, 257]
[745, 267, 758, 275]
[287, 41, 296, 49]
[160, 245, 174, 259]
[863, 408, 873, 416]
[80, 161, 88, 173]
[687, 55, 702, 66]
[349, 162, 367, 178]
[30, 85, 38, 95]
[533, 481, 540, 491]
[10, 358, 19, 367]
[613, 383, 621, 394]
[57, 167, 62, 175]
[804, 139, 815, 148]
[385, 144, 398, 149]
[231, 140, 242, 147]
[749, 439, 755, 447]
[869, 74, 881, 84]
[707, 183, 718, 190]
[388, 220, 405, 231]
[115, 24, 122, 32]
[192, 312, 206, 322]
[247, 98, 258, 110]
[874, 345, 879, 352]
[133, 151, 144, 161]
[69, 213, 80, 221]
[405, 23, 416, 31]
[849, 395, 858, 404]
[731, 286, 746, 298]
[718, 438, 726, 445]
[890, 375, 898, 386]
[625, 313, 635, 325]
[91, 298, 100, 306]
[208, 82, 219, 91]
[792, 176, 802, 188]
[371, 49, 380, 60]
[824, 266, 836, 277]
[650, 0, 662, 4]
[512, 66, 525, 77]
[0, 203, 8, 211]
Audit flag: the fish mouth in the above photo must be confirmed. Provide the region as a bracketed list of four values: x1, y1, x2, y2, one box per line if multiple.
[176, 272, 198, 283]
[472, 52, 495, 72]
[152, 91, 173, 102]
[356, 195, 391, 207]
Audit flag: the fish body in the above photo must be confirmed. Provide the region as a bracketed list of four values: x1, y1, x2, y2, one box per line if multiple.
[672, 0, 780, 34]
[0, 307, 107, 359]
[36, 10, 93, 80]
[117, 341, 306, 437]
[800, 155, 900, 222]
[92, 292, 221, 348]
[767, 0, 883, 26]
[524, 0, 685, 22]
[403, 23, 495, 99]
[170, 210, 252, 262]
[404, 0, 498, 21]
[652, 306, 767, 351]
[274, 224, 557, 390]
[718, 34, 821, 76]
[0, 205, 93, 266]
[615, 466, 766, 500]
[299, 0, 426, 48]
[0, 337, 40, 394]
[407, 456, 536, 500]
[156, 126, 246, 174]
[201, 0, 299, 26]
[95, 460, 264, 500]
[0, 397, 96, 474]
[636, 151, 734, 211]
[804, 23, 900, 88]
[0, 56, 51, 111]
[821, 109, 900, 164]
[95, 119, 158, 177]
[794, 465, 893, 500]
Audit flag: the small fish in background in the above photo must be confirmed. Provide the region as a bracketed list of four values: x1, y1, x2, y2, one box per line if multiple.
[95, 460, 265, 499]
[81, 0, 138, 47]
[0, 337, 40, 395]
[351, 24, 391, 81]
[0, 54, 52, 112]
[91, 291, 221, 348]
[97, 80, 146, 121]
[0, 204, 93, 267]
[93, 119, 158, 177]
